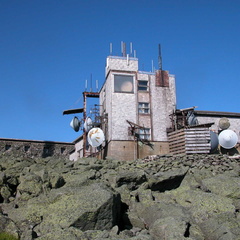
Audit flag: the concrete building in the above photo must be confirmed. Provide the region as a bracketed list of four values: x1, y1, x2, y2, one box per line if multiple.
[99, 55, 176, 160]
[0, 138, 74, 158]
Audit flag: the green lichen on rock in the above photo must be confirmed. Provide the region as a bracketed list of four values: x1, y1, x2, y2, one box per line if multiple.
[0, 232, 19, 240]
[0, 154, 240, 239]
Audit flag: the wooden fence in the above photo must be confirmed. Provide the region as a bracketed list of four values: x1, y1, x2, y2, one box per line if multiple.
[168, 127, 211, 154]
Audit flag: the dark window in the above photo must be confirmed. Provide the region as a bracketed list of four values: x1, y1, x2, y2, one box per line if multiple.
[114, 75, 133, 93]
[138, 80, 148, 91]
[24, 145, 30, 152]
[43, 147, 50, 155]
[138, 102, 150, 114]
[61, 147, 66, 154]
[5, 144, 11, 150]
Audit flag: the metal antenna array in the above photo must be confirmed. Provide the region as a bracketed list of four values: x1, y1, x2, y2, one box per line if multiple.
[158, 44, 162, 70]
[110, 42, 136, 58]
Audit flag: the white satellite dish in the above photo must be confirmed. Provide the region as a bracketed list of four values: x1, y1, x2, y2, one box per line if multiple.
[84, 117, 93, 132]
[219, 118, 230, 130]
[219, 129, 238, 149]
[87, 128, 105, 147]
[70, 116, 81, 132]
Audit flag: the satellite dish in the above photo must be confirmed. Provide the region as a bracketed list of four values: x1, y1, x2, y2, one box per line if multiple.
[70, 116, 81, 132]
[187, 112, 198, 126]
[219, 118, 230, 130]
[87, 128, 105, 147]
[210, 131, 219, 153]
[84, 117, 93, 132]
[219, 129, 238, 149]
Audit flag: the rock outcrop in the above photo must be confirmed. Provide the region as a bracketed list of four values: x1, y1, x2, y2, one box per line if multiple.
[0, 154, 239, 239]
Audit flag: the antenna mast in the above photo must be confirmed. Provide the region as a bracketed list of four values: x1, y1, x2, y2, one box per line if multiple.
[158, 44, 162, 70]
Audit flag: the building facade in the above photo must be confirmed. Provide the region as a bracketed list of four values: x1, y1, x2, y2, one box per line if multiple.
[0, 138, 74, 158]
[99, 55, 176, 160]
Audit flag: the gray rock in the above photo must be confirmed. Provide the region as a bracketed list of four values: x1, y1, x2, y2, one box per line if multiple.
[149, 217, 190, 240]
[115, 170, 146, 190]
[147, 167, 188, 192]
[0, 154, 240, 239]
[0, 213, 19, 238]
[201, 174, 240, 199]
[17, 173, 43, 200]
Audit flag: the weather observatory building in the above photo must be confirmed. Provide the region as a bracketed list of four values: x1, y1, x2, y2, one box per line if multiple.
[65, 42, 240, 161]
[99, 43, 176, 160]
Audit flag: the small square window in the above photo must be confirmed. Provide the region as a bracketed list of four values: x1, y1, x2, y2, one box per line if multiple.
[138, 102, 150, 114]
[139, 128, 151, 140]
[138, 80, 148, 91]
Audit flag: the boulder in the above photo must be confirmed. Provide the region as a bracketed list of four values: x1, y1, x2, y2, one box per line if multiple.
[0, 154, 240, 239]
[17, 173, 43, 200]
[168, 188, 236, 223]
[6, 182, 121, 238]
[147, 167, 188, 192]
[149, 217, 190, 240]
[199, 212, 240, 240]
[201, 174, 240, 199]
[115, 170, 147, 190]
[0, 213, 19, 238]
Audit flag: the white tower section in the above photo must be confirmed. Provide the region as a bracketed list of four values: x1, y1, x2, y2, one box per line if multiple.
[100, 54, 176, 160]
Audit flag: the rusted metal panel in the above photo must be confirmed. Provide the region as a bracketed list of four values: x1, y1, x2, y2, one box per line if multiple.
[155, 70, 169, 87]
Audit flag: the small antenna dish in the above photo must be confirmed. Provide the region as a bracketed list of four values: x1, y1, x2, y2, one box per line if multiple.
[84, 117, 93, 132]
[219, 118, 230, 130]
[187, 111, 198, 126]
[219, 129, 238, 149]
[70, 116, 81, 132]
[87, 127, 105, 147]
[210, 131, 219, 153]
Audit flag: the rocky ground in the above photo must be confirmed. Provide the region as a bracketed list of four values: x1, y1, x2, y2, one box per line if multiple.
[0, 153, 240, 240]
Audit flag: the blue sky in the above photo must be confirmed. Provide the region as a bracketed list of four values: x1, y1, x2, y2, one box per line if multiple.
[0, 0, 239, 142]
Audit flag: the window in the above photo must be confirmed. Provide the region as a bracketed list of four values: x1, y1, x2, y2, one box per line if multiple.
[5, 144, 11, 151]
[114, 75, 133, 93]
[138, 102, 150, 114]
[61, 147, 66, 154]
[139, 128, 150, 140]
[24, 145, 30, 152]
[138, 80, 148, 91]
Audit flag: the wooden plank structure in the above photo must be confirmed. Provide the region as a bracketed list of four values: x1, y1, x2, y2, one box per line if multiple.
[168, 127, 211, 154]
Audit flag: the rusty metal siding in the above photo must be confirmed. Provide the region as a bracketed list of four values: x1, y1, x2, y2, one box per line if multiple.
[155, 70, 169, 87]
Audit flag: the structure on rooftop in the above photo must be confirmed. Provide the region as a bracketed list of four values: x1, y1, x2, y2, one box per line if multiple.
[64, 42, 240, 161]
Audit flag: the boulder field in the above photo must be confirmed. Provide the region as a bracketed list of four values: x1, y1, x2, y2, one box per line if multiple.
[0, 153, 239, 240]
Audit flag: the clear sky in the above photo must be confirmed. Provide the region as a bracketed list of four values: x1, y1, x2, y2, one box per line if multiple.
[0, 0, 239, 142]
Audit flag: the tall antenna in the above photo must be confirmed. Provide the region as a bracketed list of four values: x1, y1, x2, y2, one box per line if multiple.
[121, 41, 123, 56]
[158, 44, 162, 70]
[96, 80, 98, 91]
[123, 42, 126, 57]
[130, 42, 133, 56]
[110, 43, 113, 55]
[90, 73, 92, 92]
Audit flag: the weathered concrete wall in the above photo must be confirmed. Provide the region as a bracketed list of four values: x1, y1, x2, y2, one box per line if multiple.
[0, 138, 74, 158]
[151, 73, 176, 141]
[106, 140, 169, 161]
[138, 141, 169, 158]
[105, 56, 138, 74]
